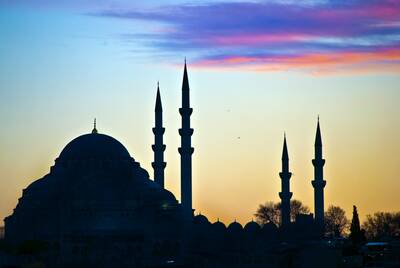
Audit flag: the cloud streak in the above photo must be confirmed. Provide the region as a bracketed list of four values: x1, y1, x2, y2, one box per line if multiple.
[99, 0, 400, 74]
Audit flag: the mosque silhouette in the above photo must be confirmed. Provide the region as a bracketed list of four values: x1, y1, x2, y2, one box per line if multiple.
[3, 63, 332, 267]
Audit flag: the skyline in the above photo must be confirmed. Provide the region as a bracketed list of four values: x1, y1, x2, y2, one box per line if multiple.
[0, 0, 399, 225]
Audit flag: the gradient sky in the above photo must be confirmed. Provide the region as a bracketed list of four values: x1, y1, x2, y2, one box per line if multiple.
[0, 0, 399, 226]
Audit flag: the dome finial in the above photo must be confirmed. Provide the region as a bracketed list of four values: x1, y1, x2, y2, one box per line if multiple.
[92, 118, 98, 134]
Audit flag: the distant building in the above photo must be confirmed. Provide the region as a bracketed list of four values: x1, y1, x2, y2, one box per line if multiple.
[3, 63, 328, 267]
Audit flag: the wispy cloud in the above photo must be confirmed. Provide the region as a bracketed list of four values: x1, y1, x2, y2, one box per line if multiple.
[100, 0, 400, 74]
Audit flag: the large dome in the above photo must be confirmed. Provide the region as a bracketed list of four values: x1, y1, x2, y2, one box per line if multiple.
[5, 129, 182, 243]
[58, 132, 131, 161]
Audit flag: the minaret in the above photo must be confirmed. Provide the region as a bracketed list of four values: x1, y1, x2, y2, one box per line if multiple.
[178, 60, 194, 218]
[152, 83, 166, 188]
[311, 118, 326, 226]
[279, 134, 292, 227]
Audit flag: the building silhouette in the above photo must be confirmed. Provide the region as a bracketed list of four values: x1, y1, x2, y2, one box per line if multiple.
[3, 62, 331, 267]
[279, 134, 292, 227]
[179, 60, 194, 219]
[312, 118, 327, 226]
[152, 83, 166, 189]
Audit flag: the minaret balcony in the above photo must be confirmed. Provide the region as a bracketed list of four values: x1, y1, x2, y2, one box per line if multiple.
[152, 162, 167, 169]
[152, 127, 165, 135]
[279, 172, 292, 179]
[312, 180, 326, 188]
[312, 158, 325, 166]
[152, 144, 166, 151]
[179, 128, 194, 136]
[179, 107, 193, 115]
[178, 147, 194, 155]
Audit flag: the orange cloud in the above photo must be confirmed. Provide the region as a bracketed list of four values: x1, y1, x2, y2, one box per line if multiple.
[193, 48, 400, 75]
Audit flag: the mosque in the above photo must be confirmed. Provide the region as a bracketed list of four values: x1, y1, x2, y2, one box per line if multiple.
[3, 63, 329, 267]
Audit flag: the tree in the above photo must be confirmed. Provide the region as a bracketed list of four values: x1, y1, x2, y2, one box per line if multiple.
[255, 199, 310, 226]
[324, 205, 349, 237]
[254, 202, 280, 226]
[349, 205, 365, 245]
[362, 211, 400, 240]
[289, 200, 310, 222]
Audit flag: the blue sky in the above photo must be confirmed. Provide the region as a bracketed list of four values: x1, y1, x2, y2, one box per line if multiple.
[0, 1, 399, 224]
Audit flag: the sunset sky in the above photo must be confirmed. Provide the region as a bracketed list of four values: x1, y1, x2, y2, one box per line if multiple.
[0, 0, 399, 225]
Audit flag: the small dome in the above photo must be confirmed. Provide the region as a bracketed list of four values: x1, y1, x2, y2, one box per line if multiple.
[194, 214, 210, 225]
[212, 220, 226, 232]
[58, 133, 131, 162]
[227, 221, 243, 232]
[244, 220, 260, 233]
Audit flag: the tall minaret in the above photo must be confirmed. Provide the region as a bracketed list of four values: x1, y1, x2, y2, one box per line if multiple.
[311, 118, 326, 226]
[279, 134, 292, 227]
[152, 83, 166, 188]
[179, 60, 194, 218]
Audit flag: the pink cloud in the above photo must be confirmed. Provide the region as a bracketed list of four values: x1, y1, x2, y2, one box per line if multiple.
[100, 0, 400, 74]
[193, 48, 400, 75]
[212, 33, 313, 46]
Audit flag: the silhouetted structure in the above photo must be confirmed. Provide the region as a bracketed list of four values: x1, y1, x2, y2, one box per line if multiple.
[152, 83, 166, 188]
[179, 60, 194, 218]
[279, 134, 292, 227]
[312, 118, 326, 227]
[4, 123, 184, 265]
[2, 62, 335, 268]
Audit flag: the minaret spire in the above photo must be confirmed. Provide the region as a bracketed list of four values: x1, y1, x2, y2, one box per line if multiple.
[282, 133, 288, 162]
[155, 82, 162, 112]
[315, 116, 322, 148]
[152, 83, 166, 188]
[279, 134, 292, 227]
[311, 117, 326, 227]
[179, 59, 194, 218]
